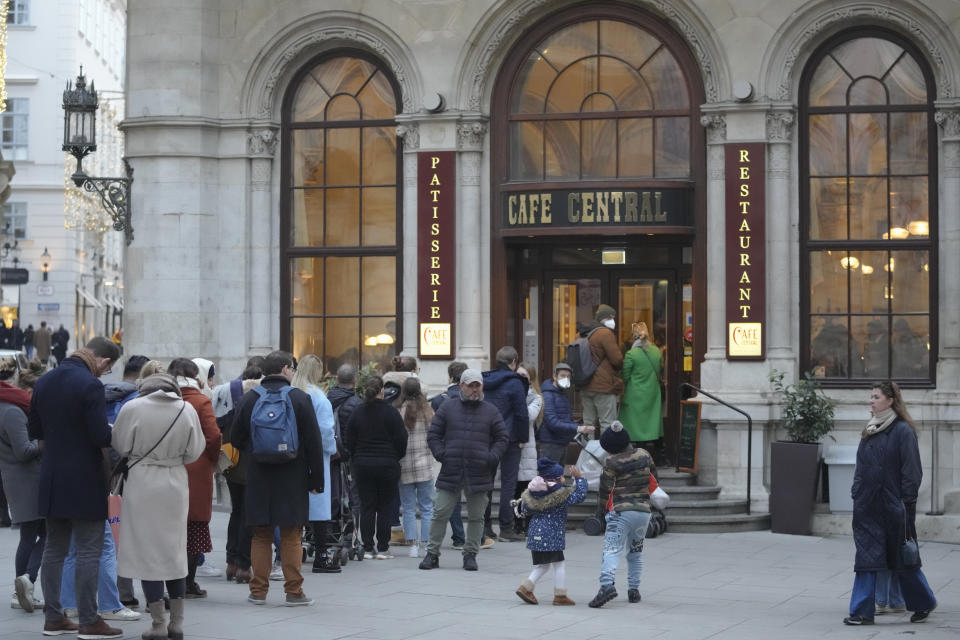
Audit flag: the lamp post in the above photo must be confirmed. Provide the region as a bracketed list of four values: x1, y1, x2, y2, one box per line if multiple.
[62, 67, 134, 244]
[41, 247, 50, 281]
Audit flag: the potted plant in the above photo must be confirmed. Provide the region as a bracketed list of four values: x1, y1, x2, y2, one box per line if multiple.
[768, 370, 835, 535]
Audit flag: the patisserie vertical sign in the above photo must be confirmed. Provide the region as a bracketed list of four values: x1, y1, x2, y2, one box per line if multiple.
[418, 152, 455, 357]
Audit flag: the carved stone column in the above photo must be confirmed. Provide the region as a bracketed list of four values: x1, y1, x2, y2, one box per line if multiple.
[934, 107, 960, 384]
[699, 114, 727, 381]
[247, 127, 278, 355]
[765, 108, 796, 373]
[396, 123, 420, 358]
[456, 119, 488, 364]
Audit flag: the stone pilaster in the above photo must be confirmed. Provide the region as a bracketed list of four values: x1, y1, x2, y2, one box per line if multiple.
[699, 113, 727, 371]
[456, 118, 488, 365]
[933, 105, 960, 389]
[396, 123, 420, 359]
[247, 127, 278, 355]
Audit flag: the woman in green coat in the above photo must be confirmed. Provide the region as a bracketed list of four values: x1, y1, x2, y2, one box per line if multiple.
[618, 322, 663, 443]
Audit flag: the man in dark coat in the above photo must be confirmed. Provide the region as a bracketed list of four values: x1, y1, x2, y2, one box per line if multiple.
[28, 337, 121, 637]
[481, 346, 529, 541]
[51, 325, 70, 365]
[230, 350, 325, 607]
[429, 361, 468, 548]
[419, 369, 509, 572]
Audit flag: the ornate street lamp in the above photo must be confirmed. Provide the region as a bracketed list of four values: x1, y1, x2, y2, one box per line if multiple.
[62, 67, 134, 244]
[41, 247, 51, 281]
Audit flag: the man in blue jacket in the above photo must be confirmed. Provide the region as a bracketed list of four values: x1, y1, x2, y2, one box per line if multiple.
[29, 337, 121, 638]
[539, 362, 593, 464]
[481, 346, 529, 542]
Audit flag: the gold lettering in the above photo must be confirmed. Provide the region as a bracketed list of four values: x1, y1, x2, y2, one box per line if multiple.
[430, 190, 440, 202]
[431, 306, 440, 319]
[640, 192, 652, 222]
[740, 184, 749, 197]
[431, 222, 439, 235]
[740, 304, 750, 318]
[738, 219, 751, 232]
[529, 194, 540, 224]
[739, 166, 750, 179]
[582, 192, 595, 222]
[508, 195, 518, 225]
[739, 201, 749, 214]
[739, 149, 749, 162]
[596, 192, 609, 222]
[740, 253, 751, 267]
[519, 195, 528, 225]
[432, 206, 438, 219]
[739, 288, 751, 301]
[431, 239, 439, 252]
[432, 289, 438, 303]
[431, 156, 440, 169]
[654, 191, 666, 222]
[429, 173, 440, 186]
[610, 192, 623, 222]
[541, 193, 552, 224]
[625, 192, 638, 223]
[431, 256, 440, 269]
[739, 236, 751, 249]
[739, 271, 751, 284]
[431, 273, 440, 286]
[568, 192, 581, 223]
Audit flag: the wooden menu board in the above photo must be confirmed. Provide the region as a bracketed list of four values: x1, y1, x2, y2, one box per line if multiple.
[677, 401, 701, 473]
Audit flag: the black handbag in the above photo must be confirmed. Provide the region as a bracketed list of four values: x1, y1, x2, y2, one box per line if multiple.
[109, 401, 186, 496]
[900, 511, 921, 568]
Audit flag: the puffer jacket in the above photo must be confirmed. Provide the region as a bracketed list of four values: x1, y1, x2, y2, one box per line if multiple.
[521, 476, 588, 551]
[104, 381, 138, 424]
[584, 323, 624, 395]
[427, 395, 509, 494]
[538, 379, 580, 446]
[482, 364, 529, 443]
[599, 446, 656, 513]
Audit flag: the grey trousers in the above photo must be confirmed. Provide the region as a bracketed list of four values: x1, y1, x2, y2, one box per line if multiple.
[426, 487, 489, 556]
[42, 517, 104, 625]
[117, 576, 135, 603]
[581, 391, 619, 432]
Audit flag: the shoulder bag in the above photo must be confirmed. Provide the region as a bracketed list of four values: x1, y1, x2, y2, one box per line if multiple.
[109, 401, 187, 496]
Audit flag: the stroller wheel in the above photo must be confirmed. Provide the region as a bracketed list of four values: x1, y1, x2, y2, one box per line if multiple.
[339, 547, 350, 565]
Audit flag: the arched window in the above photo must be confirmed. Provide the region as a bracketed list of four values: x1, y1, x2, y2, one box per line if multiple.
[508, 19, 691, 180]
[281, 53, 401, 371]
[801, 32, 936, 384]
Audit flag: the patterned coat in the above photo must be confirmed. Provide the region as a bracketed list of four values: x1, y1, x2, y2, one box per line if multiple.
[599, 447, 655, 513]
[399, 402, 434, 485]
[521, 476, 588, 552]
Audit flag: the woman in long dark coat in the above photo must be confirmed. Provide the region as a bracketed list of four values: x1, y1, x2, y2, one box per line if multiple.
[844, 381, 937, 625]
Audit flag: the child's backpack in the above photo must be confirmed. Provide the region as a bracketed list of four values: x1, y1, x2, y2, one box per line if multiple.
[565, 327, 600, 387]
[250, 385, 299, 463]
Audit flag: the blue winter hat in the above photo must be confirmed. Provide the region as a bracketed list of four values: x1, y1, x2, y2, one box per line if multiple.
[536, 457, 564, 479]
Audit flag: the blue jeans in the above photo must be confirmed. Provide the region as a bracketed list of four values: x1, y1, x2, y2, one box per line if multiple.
[449, 504, 464, 546]
[599, 510, 652, 589]
[61, 521, 122, 613]
[850, 570, 936, 618]
[41, 517, 104, 625]
[876, 569, 904, 607]
[399, 480, 434, 543]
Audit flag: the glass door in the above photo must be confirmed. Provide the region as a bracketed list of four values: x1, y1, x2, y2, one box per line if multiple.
[550, 275, 604, 367]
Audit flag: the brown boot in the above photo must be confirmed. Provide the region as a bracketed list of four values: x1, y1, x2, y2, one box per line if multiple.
[226, 562, 237, 581]
[77, 615, 123, 638]
[553, 589, 575, 606]
[234, 568, 251, 584]
[515, 581, 538, 605]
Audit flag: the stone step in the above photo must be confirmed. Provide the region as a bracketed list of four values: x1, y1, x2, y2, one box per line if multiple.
[665, 498, 749, 516]
[658, 469, 696, 487]
[666, 513, 771, 533]
[663, 485, 721, 502]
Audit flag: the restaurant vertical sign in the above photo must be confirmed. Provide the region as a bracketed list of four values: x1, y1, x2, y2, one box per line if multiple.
[418, 152, 455, 358]
[725, 143, 766, 359]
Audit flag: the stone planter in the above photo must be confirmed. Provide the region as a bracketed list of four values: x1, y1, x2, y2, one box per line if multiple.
[770, 441, 821, 535]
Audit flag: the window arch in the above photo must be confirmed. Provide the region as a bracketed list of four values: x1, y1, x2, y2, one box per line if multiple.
[800, 31, 937, 384]
[280, 52, 401, 371]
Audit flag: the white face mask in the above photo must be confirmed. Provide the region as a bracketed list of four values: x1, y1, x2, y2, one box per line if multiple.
[557, 377, 571, 390]
[603, 318, 616, 330]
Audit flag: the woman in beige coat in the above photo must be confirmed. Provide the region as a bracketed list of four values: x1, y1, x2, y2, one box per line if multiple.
[111, 374, 204, 640]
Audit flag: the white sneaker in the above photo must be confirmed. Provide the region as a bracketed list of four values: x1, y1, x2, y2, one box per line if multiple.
[407, 543, 419, 558]
[269, 561, 284, 581]
[101, 606, 141, 621]
[64, 607, 78, 619]
[196, 563, 222, 577]
[363, 552, 374, 560]
[375, 552, 394, 560]
[14, 575, 34, 612]
[10, 593, 21, 610]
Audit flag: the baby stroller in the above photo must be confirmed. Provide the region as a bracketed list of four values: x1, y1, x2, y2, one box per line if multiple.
[303, 457, 364, 565]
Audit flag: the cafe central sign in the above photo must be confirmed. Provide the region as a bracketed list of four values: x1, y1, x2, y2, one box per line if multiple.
[417, 152, 455, 358]
[725, 143, 766, 359]
[502, 188, 691, 229]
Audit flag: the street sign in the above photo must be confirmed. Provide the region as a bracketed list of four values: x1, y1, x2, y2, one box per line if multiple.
[0, 268, 29, 285]
[37, 284, 54, 296]
[37, 303, 60, 312]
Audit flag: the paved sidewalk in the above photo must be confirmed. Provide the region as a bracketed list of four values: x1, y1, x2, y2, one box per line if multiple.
[0, 512, 956, 639]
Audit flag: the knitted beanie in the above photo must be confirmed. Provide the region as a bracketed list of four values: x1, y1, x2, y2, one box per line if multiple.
[595, 304, 616, 322]
[536, 457, 564, 479]
[600, 420, 631, 454]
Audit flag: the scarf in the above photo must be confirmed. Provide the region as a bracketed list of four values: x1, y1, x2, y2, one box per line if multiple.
[863, 407, 897, 438]
[0, 380, 31, 414]
[176, 376, 201, 391]
[69, 348, 100, 376]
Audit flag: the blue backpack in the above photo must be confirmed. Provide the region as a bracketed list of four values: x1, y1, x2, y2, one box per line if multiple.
[250, 385, 299, 463]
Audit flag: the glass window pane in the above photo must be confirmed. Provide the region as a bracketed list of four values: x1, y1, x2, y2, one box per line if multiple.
[849, 113, 887, 175]
[886, 54, 927, 104]
[890, 177, 928, 238]
[325, 188, 359, 246]
[890, 113, 927, 174]
[546, 58, 597, 113]
[326, 94, 361, 121]
[640, 47, 689, 109]
[810, 315, 849, 378]
[832, 38, 903, 81]
[539, 21, 597, 70]
[618, 118, 653, 177]
[598, 56, 650, 111]
[325, 317, 360, 372]
[362, 187, 396, 246]
[361, 256, 396, 316]
[891, 250, 929, 313]
[655, 117, 689, 177]
[848, 77, 888, 105]
[599, 20, 661, 69]
[326, 257, 359, 315]
[809, 115, 845, 175]
[326, 128, 360, 186]
[292, 189, 323, 246]
[891, 316, 929, 378]
[291, 258, 323, 316]
[809, 55, 850, 107]
[362, 126, 396, 185]
[809, 177, 847, 240]
[850, 250, 888, 314]
[511, 53, 555, 113]
[316, 57, 376, 97]
[356, 70, 396, 119]
[510, 121, 543, 180]
[582, 118, 617, 178]
[292, 75, 329, 122]
[810, 251, 847, 314]
[361, 317, 397, 372]
[849, 177, 887, 240]
[544, 120, 580, 179]
[581, 94, 616, 112]
[291, 317, 324, 362]
[852, 316, 889, 379]
[292, 130, 324, 187]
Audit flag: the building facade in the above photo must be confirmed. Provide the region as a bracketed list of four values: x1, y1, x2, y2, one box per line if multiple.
[3, 0, 126, 348]
[123, 0, 960, 529]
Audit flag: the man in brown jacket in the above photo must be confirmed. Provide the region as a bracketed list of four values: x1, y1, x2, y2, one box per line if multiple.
[583, 304, 623, 433]
[34, 321, 52, 364]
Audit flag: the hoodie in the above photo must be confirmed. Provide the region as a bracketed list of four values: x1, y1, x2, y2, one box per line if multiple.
[103, 380, 138, 424]
[481, 364, 530, 443]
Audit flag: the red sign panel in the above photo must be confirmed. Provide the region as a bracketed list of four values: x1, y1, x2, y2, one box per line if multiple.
[417, 152, 456, 358]
[725, 143, 766, 360]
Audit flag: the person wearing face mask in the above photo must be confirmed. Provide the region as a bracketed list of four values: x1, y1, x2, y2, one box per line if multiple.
[538, 363, 593, 464]
[582, 304, 624, 434]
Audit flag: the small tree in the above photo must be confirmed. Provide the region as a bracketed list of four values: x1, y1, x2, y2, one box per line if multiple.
[769, 370, 835, 444]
